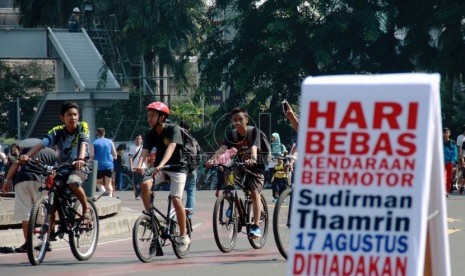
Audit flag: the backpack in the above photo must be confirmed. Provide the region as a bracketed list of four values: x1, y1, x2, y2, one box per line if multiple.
[232, 126, 271, 166]
[180, 127, 201, 171]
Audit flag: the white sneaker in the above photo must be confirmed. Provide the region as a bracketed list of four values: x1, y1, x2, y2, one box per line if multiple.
[177, 235, 191, 252]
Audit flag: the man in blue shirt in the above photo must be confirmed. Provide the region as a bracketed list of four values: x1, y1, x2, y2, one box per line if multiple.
[92, 128, 117, 197]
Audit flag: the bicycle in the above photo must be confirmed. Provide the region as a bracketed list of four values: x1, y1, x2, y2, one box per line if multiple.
[453, 165, 464, 194]
[26, 160, 99, 265]
[132, 166, 193, 262]
[197, 165, 218, 190]
[272, 154, 296, 260]
[212, 161, 269, 253]
[120, 170, 133, 191]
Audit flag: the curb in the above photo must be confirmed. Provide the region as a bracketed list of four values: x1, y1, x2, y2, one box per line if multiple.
[0, 197, 139, 249]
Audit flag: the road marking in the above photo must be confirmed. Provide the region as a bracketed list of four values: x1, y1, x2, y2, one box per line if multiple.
[448, 217, 461, 234]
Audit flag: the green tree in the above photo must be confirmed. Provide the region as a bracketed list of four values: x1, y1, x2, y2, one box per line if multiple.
[13, 0, 81, 27]
[199, 0, 465, 138]
[0, 61, 53, 138]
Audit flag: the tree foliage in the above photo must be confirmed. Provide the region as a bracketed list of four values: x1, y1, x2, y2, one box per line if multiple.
[0, 61, 53, 139]
[199, 0, 465, 138]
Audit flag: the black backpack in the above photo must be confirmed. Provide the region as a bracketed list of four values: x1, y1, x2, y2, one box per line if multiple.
[232, 126, 271, 165]
[180, 127, 201, 171]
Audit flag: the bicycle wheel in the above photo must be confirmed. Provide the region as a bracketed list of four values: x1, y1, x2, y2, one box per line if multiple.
[273, 188, 292, 259]
[171, 214, 192, 259]
[204, 169, 218, 190]
[212, 193, 237, 253]
[248, 194, 269, 249]
[133, 215, 161, 262]
[69, 199, 99, 261]
[121, 173, 133, 191]
[27, 197, 51, 265]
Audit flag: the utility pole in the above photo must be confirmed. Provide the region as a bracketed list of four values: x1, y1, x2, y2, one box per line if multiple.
[16, 98, 20, 140]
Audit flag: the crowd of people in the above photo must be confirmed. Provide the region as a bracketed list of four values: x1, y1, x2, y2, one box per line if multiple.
[443, 125, 465, 197]
[0, 100, 299, 254]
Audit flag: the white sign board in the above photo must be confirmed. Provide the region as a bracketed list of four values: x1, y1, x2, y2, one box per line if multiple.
[288, 74, 450, 276]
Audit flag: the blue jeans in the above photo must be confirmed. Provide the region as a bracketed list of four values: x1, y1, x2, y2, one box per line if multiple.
[184, 170, 197, 218]
[132, 171, 143, 198]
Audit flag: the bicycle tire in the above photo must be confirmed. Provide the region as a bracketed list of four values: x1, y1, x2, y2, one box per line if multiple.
[69, 199, 99, 261]
[121, 173, 133, 191]
[273, 188, 292, 260]
[171, 214, 192, 259]
[212, 193, 237, 253]
[133, 215, 160, 262]
[248, 194, 269, 249]
[203, 169, 218, 190]
[27, 197, 51, 266]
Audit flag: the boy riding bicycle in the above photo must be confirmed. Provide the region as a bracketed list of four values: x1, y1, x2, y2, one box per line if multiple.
[135, 102, 190, 251]
[19, 102, 92, 223]
[207, 107, 266, 239]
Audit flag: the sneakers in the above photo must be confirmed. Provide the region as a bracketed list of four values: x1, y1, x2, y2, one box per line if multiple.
[135, 196, 141, 200]
[249, 225, 262, 239]
[177, 235, 191, 252]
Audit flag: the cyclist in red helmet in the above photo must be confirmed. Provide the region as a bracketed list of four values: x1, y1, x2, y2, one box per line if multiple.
[135, 101, 190, 251]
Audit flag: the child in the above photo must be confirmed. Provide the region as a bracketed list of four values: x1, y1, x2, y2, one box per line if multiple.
[19, 102, 92, 223]
[271, 155, 288, 202]
[135, 101, 190, 252]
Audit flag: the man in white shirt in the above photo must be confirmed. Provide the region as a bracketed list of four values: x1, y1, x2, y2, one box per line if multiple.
[457, 126, 465, 159]
[129, 134, 146, 200]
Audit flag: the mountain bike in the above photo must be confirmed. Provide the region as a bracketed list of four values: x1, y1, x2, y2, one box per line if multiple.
[197, 165, 218, 190]
[273, 187, 292, 260]
[26, 160, 99, 265]
[272, 154, 296, 260]
[120, 170, 133, 191]
[132, 166, 193, 262]
[212, 161, 268, 253]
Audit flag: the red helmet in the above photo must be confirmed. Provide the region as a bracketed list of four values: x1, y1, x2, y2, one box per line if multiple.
[146, 101, 170, 115]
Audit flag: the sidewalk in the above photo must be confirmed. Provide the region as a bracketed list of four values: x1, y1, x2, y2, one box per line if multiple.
[0, 193, 140, 249]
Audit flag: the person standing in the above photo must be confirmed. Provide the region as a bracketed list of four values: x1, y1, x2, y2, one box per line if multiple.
[114, 144, 126, 191]
[443, 127, 457, 197]
[18, 102, 92, 225]
[92, 128, 117, 197]
[271, 155, 289, 202]
[179, 121, 201, 219]
[136, 102, 190, 251]
[129, 134, 145, 200]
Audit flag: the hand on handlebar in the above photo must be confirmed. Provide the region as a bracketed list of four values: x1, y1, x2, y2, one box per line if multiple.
[244, 158, 257, 167]
[74, 159, 86, 170]
[205, 159, 215, 168]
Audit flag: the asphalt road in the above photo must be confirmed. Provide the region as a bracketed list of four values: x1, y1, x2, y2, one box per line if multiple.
[0, 189, 288, 276]
[0, 189, 464, 275]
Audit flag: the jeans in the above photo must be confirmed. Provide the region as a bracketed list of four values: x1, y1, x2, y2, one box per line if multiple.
[132, 171, 143, 198]
[184, 170, 197, 218]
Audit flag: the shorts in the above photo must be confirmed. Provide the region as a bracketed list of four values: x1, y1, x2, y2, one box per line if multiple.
[143, 171, 187, 198]
[67, 167, 90, 187]
[97, 169, 114, 179]
[233, 167, 264, 193]
[14, 181, 45, 221]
